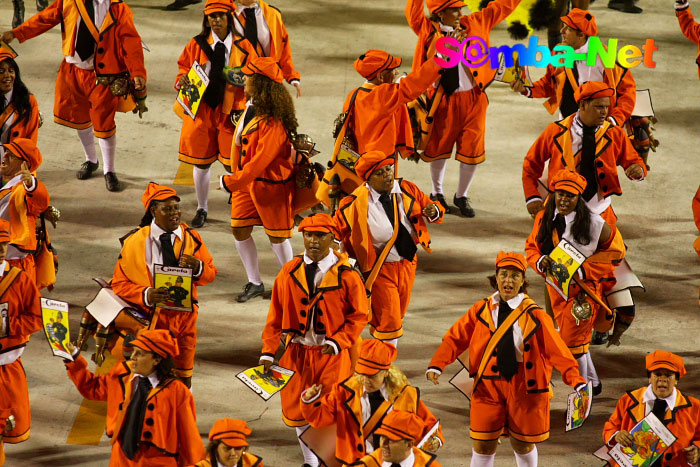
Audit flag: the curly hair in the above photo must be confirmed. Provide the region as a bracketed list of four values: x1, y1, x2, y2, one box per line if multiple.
[247, 73, 298, 135]
[354, 364, 409, 400]
[536, 192, 592, 247]
[1, 58, 32, 124]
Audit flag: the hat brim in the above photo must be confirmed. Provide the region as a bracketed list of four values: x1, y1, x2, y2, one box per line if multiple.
[496, 259, 527, 273]
[220, 437, 249, 448]
[131, 336, 171, 359]
[647, 363, 682, 376]
[374, 425, 414, 442]
[553, 180, 585, 195]
[431, 0, 466, 14]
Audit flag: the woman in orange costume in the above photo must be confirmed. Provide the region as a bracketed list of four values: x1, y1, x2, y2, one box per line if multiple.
[193, 418, 264, 467]
[176, 0, 240, 228]
[676, 0, 700, 78]
[426, 251, 585, 467]
[64, 329, 205, 466]
[0, 47, 40, 144]
[221, 55, 298, 302]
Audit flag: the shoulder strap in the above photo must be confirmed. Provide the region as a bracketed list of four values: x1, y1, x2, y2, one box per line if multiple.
[364, 194, 401, 293]
[193, 35, 214, 62]
[362, 399, 393, 441]
[0, 267, 21, 300]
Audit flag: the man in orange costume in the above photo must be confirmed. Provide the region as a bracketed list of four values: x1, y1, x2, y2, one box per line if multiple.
[64, 329, 205, 466]
[346, 411, 442, 467]
[426, 251, 586, 467]
[112, 183, 217, 385]
[406, 0, 521, 217]
[676, 0, 700, 78]
[1, 0, 148, 192]
[334, 151, 442, 346]
[0, 219, 42, 464]
[603, 351, 700, 467]
[260, 213, 368, 466]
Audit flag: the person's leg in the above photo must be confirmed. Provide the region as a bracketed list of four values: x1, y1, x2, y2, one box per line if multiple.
[192, 163, 211, 227]
[253, 180, 295, 268]
[429, 159, 451, 213]
[269, 236, 294, 267]
[36, 0, 48, 11]
[88, 77, 120, 191]
[230, 187, 266, 302]
[12, 0, 24, 29]
[456, 162, 478, 199]
[454, 90, 487, 218]
[470, 440, 498, 467]
[295, 425, 320, 466]
[369, 263, 404, 342]
[77, 128, 99, 167]
[511, 439, 537, 467]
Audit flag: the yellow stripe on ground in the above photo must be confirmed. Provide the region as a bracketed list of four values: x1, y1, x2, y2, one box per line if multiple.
[66, 351, 117, 445]
[173, 161, 194, 186]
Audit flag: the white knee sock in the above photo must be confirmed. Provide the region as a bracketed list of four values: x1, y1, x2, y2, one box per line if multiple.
[77, 128, 98, 164]
[295, 425, 319, 466]
[98, 134, 116, 174]
[576, 353, 589, 384]
[270, 239, 293, 268]
[383, 338, 398, 348]
[514, 446, 538, 467]
[585, 352, 600, 386]
[470, 450, 495, 467]
[456, 163, 477, 199]
[192, 166, 210, 211]
[430, 159, 448, 195]
[235, 237, 262, 285]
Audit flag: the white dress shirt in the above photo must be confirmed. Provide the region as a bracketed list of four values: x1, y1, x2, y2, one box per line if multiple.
[437, 24, 475, 93]
[367, 181, 415, 263]
[129, 371, 160, 396]
[569, 112, 612, 215]
[573, 38, 605, 85]
[203, 31, 233, 76]
[143, 221, 190, 306]
[490, 292, 525, 362]
[65, 0, 111, 70]
[383, 451, 415, 467]
[1, 89, 15, 144]
[234, 3, 271, 56]
[643, 384, 677, 417]
[361, 385, 390, 452]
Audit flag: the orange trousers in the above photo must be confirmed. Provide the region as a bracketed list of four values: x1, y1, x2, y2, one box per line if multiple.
[154, 310, 197, 378]
[230, 180, 295, 238]
[178, 102, 235, 166]
[369, 258, 417, 340]
[110, 440, 178, 466]
[279, 343, 352, 427]
[0, 358, 30, 444]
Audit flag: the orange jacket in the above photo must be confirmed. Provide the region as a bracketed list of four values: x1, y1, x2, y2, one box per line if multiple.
[111, 223, 217, 314]
[334, 179, 443, 275]
[0, 95, 40, 144]
[694, 186, 700, 257]
[13, 0, 147, 80]
[65, 354, 205, 464]
[603, 386, 700, 467]
[522, 114, 647, 204]
[346, 447, 441, 466]
[0, 178, 50, 254]
[677, 5, 700, 78]
[262, 251, 368, 356]
[428, 294, 585, 392]
[193, 452, 264, 467]
[0, 264, 41, 355]
[301, 375, 444, 465]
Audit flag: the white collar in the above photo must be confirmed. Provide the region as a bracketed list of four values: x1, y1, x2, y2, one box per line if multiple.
[129, 371, 160, 389]
[367, 180, 400, 203]
[643, 384, 677, 412]
[383, 450, 415, 467]
[150, 220, 183, 243]
[573, 112, 600, 133]
[0, 261, 6, 278]
[364, 384, 389, 400]
[553, 208, 577, 224]
[491, 292, 525, 310]
[303, 251, 337, 275]
[210, 31, 233, 52]
[2, 89, 13, 103]
[1, 173, 23, 189]
[575, 37, 589, 54]
[439, 23, 454, 33]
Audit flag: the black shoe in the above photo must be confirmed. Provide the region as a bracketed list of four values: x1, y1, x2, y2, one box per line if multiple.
[12, 0, 24, 29]
[608, 0, 642, 13]
[430, 193, 451, 214]
[76, 161, 99, 180]
[453, 195, 475, 218]
[591, 330, 609, 346]
[593, 382, 603, 397]
[165, 0, 201, 10]
[36, 0, 48, 11]
[236, 282, 264, 303]
[104, 172, 121, 192]
[191, 209, 207, 228]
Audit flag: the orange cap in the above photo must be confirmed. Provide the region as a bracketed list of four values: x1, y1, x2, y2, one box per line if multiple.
[353, 50, 402, 81]
[550, 169, 587, 195]
[3, 138, 42, 171]
[561, 8, 598, 37]
[241, 56, 284, 84]
[574, 81, 614, 104]
[0, 45, 17, 64]
[204, 0, 234, 14]
[209, 418, 252, 447]
[298, 213, 337, 237]
[374, 410, 423, 443]
[131, 329, 179, 359]
[142, 182, 179, 209]
[355, 339, 397, 376]
[646, 350, 686, 378]
[496, 251, 527, 273]
[354, 151, 395, 181]
[426, 0, 465, 14]
[0, 219, 10, 243]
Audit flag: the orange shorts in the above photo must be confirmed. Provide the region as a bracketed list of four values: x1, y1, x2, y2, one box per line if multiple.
[421, 87, 488, 165]
[7, 255, 35, 286]
[154, 309, 197, 378]
[470, 367, 550, 443]
[369, 258, 417, 340]
[54, 60, 119, 138]
[110, 440, 178, 467]
[0, 358, 31, 444]
[279, 343, 352, 427]
[230, 180, 294, 238]
[178, 103, 235, 166]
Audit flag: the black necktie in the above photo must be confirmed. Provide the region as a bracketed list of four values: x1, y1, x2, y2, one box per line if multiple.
[120, 376, 152, 459]
[554, 213, 566, 239]
[305, 261, 318, 295]
[241, 105, 256, 129]
[204, 42, 226, 109]
[391, 465, 401, 467]
[440, 63, 459, 96]
[378, 193, 417, 262]
[496, 300, 518, 381]
[560, 65, 579, 118]
[580, 125, 598, 201]
[649, 399, 668, 467]
[0, 95, 6, 114]
[244, 8, 258, 51]
[159, 233, 178, 267]
[75, 0, 96, 61]
[367, 390, 384, 449]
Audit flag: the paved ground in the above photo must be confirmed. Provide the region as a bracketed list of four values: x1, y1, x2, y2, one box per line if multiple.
[2, 0, 700, 466]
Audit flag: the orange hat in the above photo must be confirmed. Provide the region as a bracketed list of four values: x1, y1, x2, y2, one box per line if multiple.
[204, 0, 234, 14]
[374, 411, 423, 443]
[496, 251, 527, 273]
[550, 169, 587, 195]
[574, 81, 614, 104]
[426, 0, 465, 14]
[141, 182, 179, 209]
[3, 138, 42, 171]
[646, 350, 687, 378]
[356, 339, 397, 375]
[561, 8, 598, 37]
[241, 56, 284, 84]
[208, 418, 252, 447]
[131, 329, 179, 359]
[0, 45, 17, 64]
[298, 213, 337, 237]
[0, 219, 10, 243]
[353, 50, 402, 81]
[354, 151, 395, 181]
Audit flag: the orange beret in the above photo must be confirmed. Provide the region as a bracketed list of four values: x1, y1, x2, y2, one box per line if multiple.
[574, 81, 614, 104]
[496, 251, 527, 273]
[241, 56, 284, 84]
[550, 169, 587, 195]
[3, 138, 42, 171]
[356, 339, 397, 376]
[353, 50, 402, 81]
[426, 0, 465, 14]
[0, 219, 10, 243]
[0, 45, 17, 64]
[142, 182, 179, 209]
[298, 213, 337, 236]
[646, 350, 687, 378]
[354, 151, 395, 181]
[204, 0, 234, 14]
[374, 410, 423, 443]
[561, 8, 598, 37]
[209, 418, 252, 447]
[131, 329, 179, 359]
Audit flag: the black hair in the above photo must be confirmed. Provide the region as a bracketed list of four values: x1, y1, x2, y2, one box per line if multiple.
[154, 355, 176, 381]
[2, 58, 33, 124]
[488, 270, 529, 294]
[139, 200, 159, 227]
[206, 439, 246, 465]
[197, 11, 237, 39]
[647, 370, 680, 380]
[536, 192, 592, 247]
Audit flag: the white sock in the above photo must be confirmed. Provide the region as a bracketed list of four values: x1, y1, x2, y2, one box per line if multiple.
[193, 166, 210, 211]
[470, 450, 495, 467]
[235, 237, 262, 285]
[295, 425, 319, 466]
[383, 338, 398, 348]
[77, 128, 98, 163]
[585, 352, 600, 387]
[514, 446, 538, 467]
[576, 353, 589, 385]
[456, 163, 477, 199]
[430, 159, 448, 195]
[98, 134, 116, 174]
[270, 239, 293, 268]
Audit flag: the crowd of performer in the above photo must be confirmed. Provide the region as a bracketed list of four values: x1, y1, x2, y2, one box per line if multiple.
[0, 0, 699, 466]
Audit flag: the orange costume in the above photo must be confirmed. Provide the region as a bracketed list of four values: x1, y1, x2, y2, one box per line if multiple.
[65, 330, 205, 466]
[193, 418, 264, 467]
[427, 252, 585, 443]
[694, 185, 700, 256]
[0, 47, 40, 145]
[603, 351, 700, 467]
[676, 1, 700, 78]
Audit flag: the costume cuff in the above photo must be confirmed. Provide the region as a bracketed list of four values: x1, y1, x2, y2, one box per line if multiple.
[301, 387, 322, 404]
[608, 116, 618, 126]
[23, 176, 36, 192]
[526, 196, 542, 205]
[676, 0, 689, 10]
[193, 260, 203, 279]
[426, 204, 441, 222]
[536, 255, 547, 274]
[259, 355, 274, 364]
[143, 288, 153, 307]
[523, 87, 533, 98]
[426, 367, 442, 376]
[606, 431, 619, 447]
[289, 79, 300, 86]
[325, 338, 340, 355]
